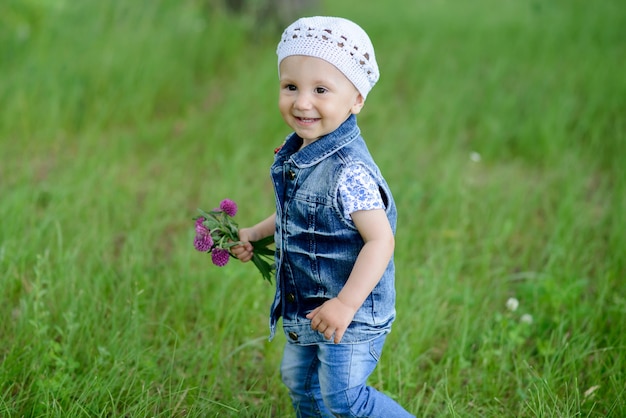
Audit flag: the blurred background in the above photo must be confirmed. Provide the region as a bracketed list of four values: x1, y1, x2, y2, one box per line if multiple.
[1, 0, 624, 416]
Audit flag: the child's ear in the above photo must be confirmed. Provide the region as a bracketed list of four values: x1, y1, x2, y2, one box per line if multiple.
[351, 93, 365, 114]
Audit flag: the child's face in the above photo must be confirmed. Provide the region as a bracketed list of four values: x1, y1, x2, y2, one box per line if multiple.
[279, 55, 364, 143]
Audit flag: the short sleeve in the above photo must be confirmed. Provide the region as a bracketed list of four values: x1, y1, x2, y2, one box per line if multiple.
[338, 165, 385, 220]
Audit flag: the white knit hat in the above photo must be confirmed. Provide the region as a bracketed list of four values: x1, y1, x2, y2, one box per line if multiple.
[276, 16, 379, 99]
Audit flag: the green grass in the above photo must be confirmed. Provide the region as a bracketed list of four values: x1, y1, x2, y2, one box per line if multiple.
[1, 0, 624, 416]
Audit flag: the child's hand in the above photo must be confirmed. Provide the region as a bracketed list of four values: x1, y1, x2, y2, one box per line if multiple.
[306, 298, 357, 344]
[230, 228, 255, 262]
[230, 214, 277, 264]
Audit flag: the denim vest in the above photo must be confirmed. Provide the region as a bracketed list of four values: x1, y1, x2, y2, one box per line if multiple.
[269, 115, 397, 344]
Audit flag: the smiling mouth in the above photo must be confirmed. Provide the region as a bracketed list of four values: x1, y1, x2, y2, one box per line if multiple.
[296, 117, 319, 123]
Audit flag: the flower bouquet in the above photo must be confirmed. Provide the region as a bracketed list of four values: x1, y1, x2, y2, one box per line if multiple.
[193, 198, 275, 283]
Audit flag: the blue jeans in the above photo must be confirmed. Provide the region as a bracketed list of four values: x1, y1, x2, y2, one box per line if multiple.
[280, 334, 414, 417]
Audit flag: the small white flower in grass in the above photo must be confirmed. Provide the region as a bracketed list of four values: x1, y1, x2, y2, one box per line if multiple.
[470, 151, 482, 162]
[520, 314, 533, 324]
[506, 297, 519, 312]
[584, 385, 600, 399]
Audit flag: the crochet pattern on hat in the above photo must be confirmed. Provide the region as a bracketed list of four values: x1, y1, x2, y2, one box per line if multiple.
[287, 26, 377, 79]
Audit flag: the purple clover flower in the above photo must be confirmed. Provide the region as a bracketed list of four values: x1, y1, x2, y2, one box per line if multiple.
[193, 234, 213, 252]
[211, 248, 230, 267]
[219, 199, 238, 217]
[195, 217, 209, 235]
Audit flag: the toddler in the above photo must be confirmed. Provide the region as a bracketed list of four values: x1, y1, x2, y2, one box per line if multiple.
[232, 16, 413, 417]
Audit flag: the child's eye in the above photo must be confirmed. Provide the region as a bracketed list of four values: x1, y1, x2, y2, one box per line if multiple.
[284, 84, 297, 91]
[315, 87, 328, 94]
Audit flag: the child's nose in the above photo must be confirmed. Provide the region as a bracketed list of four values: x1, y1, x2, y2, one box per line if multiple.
[293, 92, 313, 110]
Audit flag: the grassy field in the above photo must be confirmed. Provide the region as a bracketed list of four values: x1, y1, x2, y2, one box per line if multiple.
[1, 0, 625, 416]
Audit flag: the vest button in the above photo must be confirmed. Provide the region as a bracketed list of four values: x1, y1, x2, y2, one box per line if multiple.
[288, 170, 296, 180]
[286, 293, 295, 303]
[288, 332, 298, 341]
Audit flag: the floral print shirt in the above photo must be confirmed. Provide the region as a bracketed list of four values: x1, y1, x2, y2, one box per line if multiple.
[338, 164, 385, 221]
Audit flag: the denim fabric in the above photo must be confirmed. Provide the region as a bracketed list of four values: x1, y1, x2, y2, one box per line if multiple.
[269, 114, 398, 344]
[281, 334, 415, 417]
